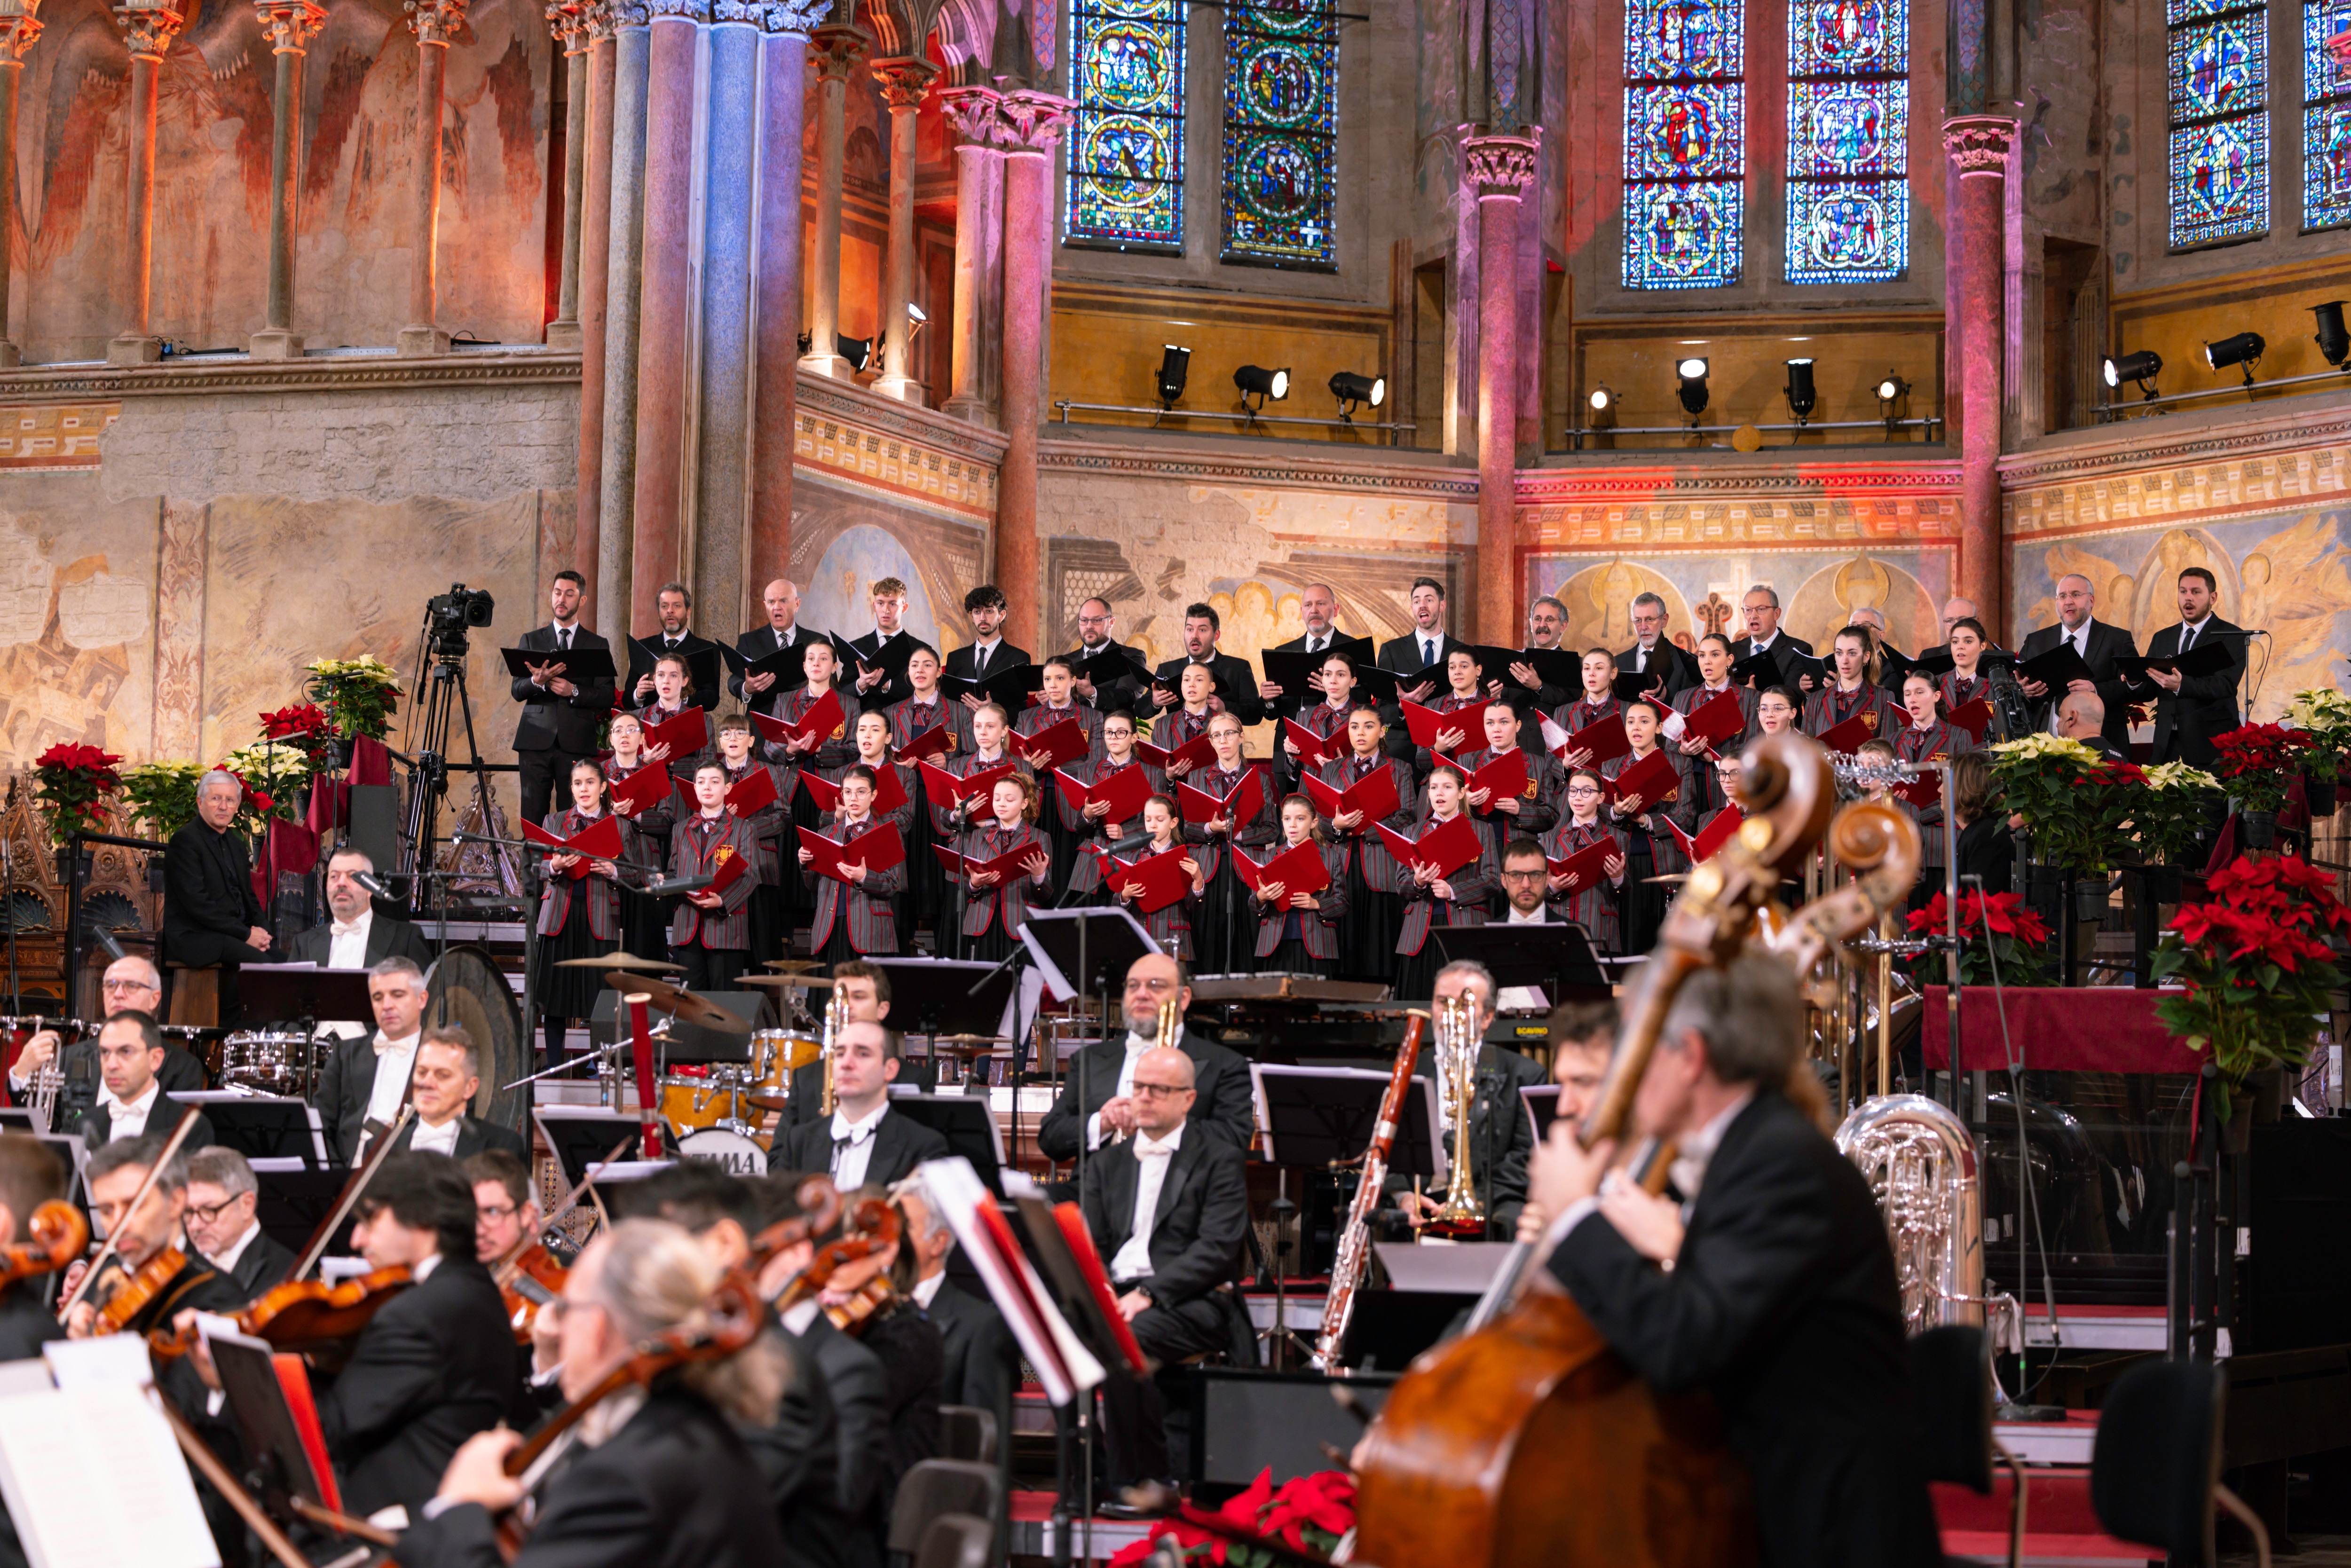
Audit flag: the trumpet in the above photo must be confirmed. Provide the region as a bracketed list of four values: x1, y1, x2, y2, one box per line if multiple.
[2, 1016, 87, 1137]
[818, 987, 846, 1118]
[1424, 994, 1486, 1237]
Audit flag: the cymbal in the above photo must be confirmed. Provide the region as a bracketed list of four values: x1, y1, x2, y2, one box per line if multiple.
[558, 950, 683, 972]
[763, 959, 822, 973]
[738, 972, 834, 989]
[604, 974, 753, 1036]
[1643, 873, 1691, 884]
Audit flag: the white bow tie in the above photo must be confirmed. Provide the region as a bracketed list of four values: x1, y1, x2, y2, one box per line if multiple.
[831, 1114, 877, 1146]
[1135, 1140, 1175, 1161]
[331, 919, 366, 937]
[107, 1098, 145, 1122]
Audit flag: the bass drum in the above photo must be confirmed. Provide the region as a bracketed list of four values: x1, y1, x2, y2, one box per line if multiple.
[675, 1127, 767, 1178]
[425, 944, 529, 1140]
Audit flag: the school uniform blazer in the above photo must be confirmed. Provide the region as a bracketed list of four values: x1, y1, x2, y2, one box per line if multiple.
[1061, 757, 1169, 891]
[667, 812, 761, 949]
[1801, 684, 1901, 741]
[885, 693, 970, 757]
[1602, 748, 1698, 874]
[1539, 818, 1629, 948]
[1393, 812, 1500, 955]
[1014, 701, 1106, 766]
[775, 683, 862, 771]
[927, 750, 1032, 837]
[1893, 722, 1975, 863]
[1314, 753, 1419, 886]
[534, 809, 638, 941]
[804, 812, 907, 954]
[1428, 745, 1561, 836]
[1250, 841, 1351, 960]
[956, 821, 1051, 937]
[606, 757, 678, 842]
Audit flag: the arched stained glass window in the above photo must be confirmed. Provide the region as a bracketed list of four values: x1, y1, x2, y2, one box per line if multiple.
[1622, 0, 1745, 289]
[1784, 0, 1908, 282]
[1067, 0, 1188, 250]
[1220, 0, 1339, 268]
[2167, 0, 2269, 247]
[2305, 0, 2351, 229]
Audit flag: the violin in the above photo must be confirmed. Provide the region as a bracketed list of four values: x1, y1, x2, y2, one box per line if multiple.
[822, 1275, 897, 1335]
[147, 1265, 414, 1362]
[0, 1201, 87, 1291]
[773, 1194, 899, 1314]
[88, 1246, 192, 1336]
[496, 1243, 569, 1345]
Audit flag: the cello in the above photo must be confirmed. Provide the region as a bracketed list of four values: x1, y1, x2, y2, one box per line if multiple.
[1349, 733, 1836, 1568]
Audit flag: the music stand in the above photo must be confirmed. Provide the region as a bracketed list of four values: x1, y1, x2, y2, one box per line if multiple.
[207, 1331, 339, 1516]
[167, 1092, 329, 1166]
[1521, 1083, 1562, 1144]
[250, 1167, 354, 1256]
[235, 963, 376, 1025]
[1251, 1065, 1444, 1186]
[867, 958, 1018, 1040]
[1018, 907, 1160, 1004]
[1433, 924, 1609, 1003]
[535, 1106, 656, 1188]
[887, 1089, 1006, 1195]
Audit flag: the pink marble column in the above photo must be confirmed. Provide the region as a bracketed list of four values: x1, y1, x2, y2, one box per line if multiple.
[249, 0, 323, 361]
[938, 87, 1002, 426]
[574, 0, 616, 625]
[0, 1, 45, 368]
[628, 0, 703, 625]
[1467, 134, 1534, 646]
[397, 0, 465, 355]
[544, 0, 590, 350]
[106, 0, 180, 365]
[748, 2, 823, 622]
[994, 91, 1071, 652]
[799, 23, 868, 378]
[1945, 115, 2013, 624]
[870, 56, 936, 402]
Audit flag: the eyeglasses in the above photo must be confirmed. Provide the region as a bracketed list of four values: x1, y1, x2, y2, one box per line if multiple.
[1499, 868, 1547, 882]
[1565, 785, 1602, 796]
[476, 1202, 518, 1224]
[1077, 613, 1113, 628]
[102, 978, 160, 995]
[1131, 1082, 1191, 1098]
[186, 1194, 245, 1225]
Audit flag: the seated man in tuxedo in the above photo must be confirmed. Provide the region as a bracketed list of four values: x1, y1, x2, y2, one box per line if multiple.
[6, 953, 205, 1116]
[1038, 953, 1255, 1163]
[288, 846, 434, 970]
[1391, 961, 1541, 1238]
[1527, 954, 1939, 1568]
[312, 956, 431, 1164]
[898, 1175, 1017, 1432]
[1081, 1045, 1251, 1489]
[185, 1145, 296, 1296]
[74, 1011, 213, 1152]
[766, 1021, 948, 1187]
[384, 1027, 527, 1161]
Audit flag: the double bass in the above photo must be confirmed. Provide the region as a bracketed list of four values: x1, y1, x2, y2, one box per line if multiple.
[1349, 733, 1837, 1568]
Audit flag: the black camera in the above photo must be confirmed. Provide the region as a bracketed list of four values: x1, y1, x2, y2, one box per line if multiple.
[425, 583, 495, 660]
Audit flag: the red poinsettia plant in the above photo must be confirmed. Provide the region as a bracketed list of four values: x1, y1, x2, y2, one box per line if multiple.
[1108, 1469, 1355, 1568]
[257, 701, 334, 768]
[2154, 853, 2351, 1114]
[32, 742, 123, 846]
[1907, 889, 2055, 987]
[2209, 724, 2312, 815]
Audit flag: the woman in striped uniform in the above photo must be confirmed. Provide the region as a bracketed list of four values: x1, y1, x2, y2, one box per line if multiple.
[1938, 617, 1996, 718]
[603, 710, 675, 958]
[1249, 796, 1351, 977]
[1553, 648, 1627, 768]
[1189, 710, 1278, 975]
[1278, 652, 1359, 796]
[1410, 648, 1492, 776]
[798, 764, 907, 967]
[667, 762, 763, 990]
[1317, 702, 1417, 985]
[772, 638, 862, 944]
[955, 772, 1053, 965]
[1431, 701, 1561, 838]
[1392, 762, 1500, 1003]
[1149, 662, 1217, 780]
[1603, 699, 1697, 956]
[1538, 769, 1627, 952]
[1105, 794, 1207, 959]
[529, 758, 640, 1064]
[1060, 710, 1167, 904]
[1895, 670, 1975, 908]
[889, 644, 967, 945]
[1804, 626, 1902, 741]
[1015, 657, 1107, 886]
[638, 654, 705, 781]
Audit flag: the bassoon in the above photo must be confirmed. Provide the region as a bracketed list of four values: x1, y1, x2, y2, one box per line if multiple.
[1310, 1007, 1428, 1371]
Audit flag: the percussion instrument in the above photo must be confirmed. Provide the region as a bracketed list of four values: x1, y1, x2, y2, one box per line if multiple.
[555, 950, 682, 972]
[219, 1030, 323, 1097]
[740, 972, 834, 989]
[674, 1127, 768, 1176]
[744, 1028, 820, 1110]
[607, 973, 754, 1037]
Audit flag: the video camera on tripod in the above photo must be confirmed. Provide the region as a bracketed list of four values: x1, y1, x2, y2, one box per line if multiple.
[424, 583, 496, 662]
[1983, 651, 2033, 741]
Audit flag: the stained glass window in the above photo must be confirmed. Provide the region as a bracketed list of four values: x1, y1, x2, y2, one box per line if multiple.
[1219, 0, 1339, 268]
[1066, 0, 1188, 250]
[2305, 0, 2351, 229]
[1622, 0, 1745, 289]
[1784, 0, 1908, 282]
[2166, 0, 2269, 247]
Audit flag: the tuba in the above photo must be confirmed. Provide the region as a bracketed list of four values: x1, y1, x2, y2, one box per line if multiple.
[1835, 1095, 1994, 1336]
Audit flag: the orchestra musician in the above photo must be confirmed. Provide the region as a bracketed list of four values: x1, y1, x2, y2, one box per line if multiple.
[511, 569, 616, 827]
[943, 584, 1028, 694]
[1060, 597, 1152, 715]
[1316, 702, 1416, 985]
[1257, 583, 1348, 722]
[803, 1190, 943, 1521]
[895, 1175, 1018, 1443]
[668, 763, 762, 990]
[0, 1135, 66, 1568]
[1549, 998, 1618, 1119]
[1149, 602, 1265, 727]
[1080, 1045, 1251, 1492]
[2017, 573, 2138, 749]
[781, 961, 889, 1129]
[1615, 592, 1699, 702]
[1248, 796, 1349, 977]
[764, 1023, 948, 1186]
[1802, 626, 1901, 739]
[163, 768, 272, 1018]
[528, 759, 639, 1068]
[1039, 954, 1255, 1162]
[799, 764, 907, 966]
[379, 1028, 528, 1160]
[6, 953, 204, 1119]
[291, 845, 435, 969]
[1524, 954, 1941, 1568]
[953, 773, 1053, 966]
[463, 1150, 542, 1268]
[184, 1145, 296, 1296]
[1728, 584, 1815, 690]
[628, 582, 722, 713]
[1096, 794, 1208, 960]
[1604, 701, 1695, 956]
[1392, 962, 1540, 1236]
[74, 1012, 215, 1152]
[734, 578, 825, 719]
[1391, 762, 1499, 1004]
[312, 956, 432, 1165]
[394, 1218, 786, 1568]
[1539, 787, 1627, 952]
[64, 1135, 242, 1338]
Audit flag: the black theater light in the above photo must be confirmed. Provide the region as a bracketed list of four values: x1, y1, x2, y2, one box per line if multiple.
[2201, 331, 2264, 386]
[1156, 344, 1191, 408]
[1329, 370, 1385, 418]
[1783, 358, 1818, 425]
[1586, 384, 1617, 431]
[838, 335, 873, 373]
[1674, 356, 1710, 419]
[2103, 349, 2163, 403]
[1234, 363, 1291, 410]
[2315, 302, 2350, 369]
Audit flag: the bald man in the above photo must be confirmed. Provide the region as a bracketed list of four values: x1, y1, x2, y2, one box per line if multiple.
[734, 578, 828, 718]
[2056, 692, 2126, 762]
[2017, 572, 2138, 751]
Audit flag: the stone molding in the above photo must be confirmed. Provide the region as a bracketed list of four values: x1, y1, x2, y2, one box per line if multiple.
[0, 350, 584, 401]
[402, 0, 465, 45]
[1041, 437, 1476, 499]
[0, 13, 42, 57]
[1464, 132, 1538, 198]
[1942, 114, 2015, 177]
[758, 0, 825, 32]
[1999, 394, 2351, 492]
[810, 20, 868, 77]
[936, 85, 1004, 148]
[112, 0, 181, 58]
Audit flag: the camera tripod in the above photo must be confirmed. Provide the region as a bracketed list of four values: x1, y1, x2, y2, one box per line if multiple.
[399, 637, 516, 907]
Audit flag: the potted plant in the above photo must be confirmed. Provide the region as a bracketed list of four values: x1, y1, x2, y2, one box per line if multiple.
[220, 743, 311, 832]
[2138, 760, 2225, 889]
[304, 655, 404, 757]
[1990, 735, 2144, 918]
[2208, 724, 2311, 849]
[1906, 889, 2055, 987]
[1109, 1468, 1355, 1568]
[2283, 687, 2351, 817]
[2153, 853, 2351, 1123]
[31, 743, 123, 874]
[119, 760, 206, 843]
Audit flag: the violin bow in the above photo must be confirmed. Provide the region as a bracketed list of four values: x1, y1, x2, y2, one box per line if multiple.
[285, 1104, 418, 1285]
[55, 1102, 205, 1320]
[494, 1135, 633, 1289]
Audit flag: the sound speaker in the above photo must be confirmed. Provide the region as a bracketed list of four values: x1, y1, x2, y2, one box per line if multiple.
[345, 785, 401, 878]
[1188, 1367, 1396, 1498]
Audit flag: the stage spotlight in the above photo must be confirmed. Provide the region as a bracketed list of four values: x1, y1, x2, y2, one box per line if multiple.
[838, 334, 873, 373]
[1156, 344, 1191, 408]
[1329, 370, 1385, 418]
[1875, 372, 1911, 440]
[1234, 363, 1291, 410]
[2103, 349, 2162, 402]
[906, 302, 929, 336]
[1783, 358, 1817, 425]
[2315, 302, 2350, 369]
[2202, 330, 2264, 386]
[1674, 357, 1710, 419]
[1585, 384, 1617, 434]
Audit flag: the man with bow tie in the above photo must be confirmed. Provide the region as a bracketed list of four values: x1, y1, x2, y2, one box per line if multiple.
[765, 1021, 947, 1185]
[74, 1012, 214, 1152]
[311, 956, 432, 1165]
[288, 845, 435, 970]
[512, 569, 616, 828]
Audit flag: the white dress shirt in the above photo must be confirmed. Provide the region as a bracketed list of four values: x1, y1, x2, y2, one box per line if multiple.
[208, 1219, 264, 1279]
[1111, 1122, 1184, 1281]
[103, 1080, 162, 1142]
[411, 1114, 463, 1158]
[1088, 1026, 1184, 1150]
[829, 1102, 889, 1191]
[327, 908, 375, 970]
[2048, 621, 2092, 734]
[1497, 906, 1553, 1011]
[912, 1271, 946, 1310]
[363, 1031, 422, 1132]
[970, 637, 1003, 673]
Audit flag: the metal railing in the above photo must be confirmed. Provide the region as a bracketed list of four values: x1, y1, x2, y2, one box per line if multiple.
[2094, 364, 2351, 420]
[1560, 415, 1943, 449]
[1051, 399, 1416, 433]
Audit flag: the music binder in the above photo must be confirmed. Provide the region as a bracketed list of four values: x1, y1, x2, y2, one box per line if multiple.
[1605, 749, 1680, 813]
[1373, 813, 1481, 879]
[1456, 749, 1530, 809]
[1135, 730, 1217, 773]
[1402, 699, 1487, 750]
[799, 764, 909, 819]
[1236, 841, 1332, 905]
[1100, 846, 1197, 914]
[1302, 763, 1401, 826]
[755, 687, 845, 751]
[1544, 836, 1619, 897]
[639, 705, 709, 759]
[1562, 711, 1630, 767]
[606, 764, 676, 819]
[1666, 806, 1745, 865]
[1176, 767, 1265, 829]
[502, 644, 617, 683]
[1678, 690, 1748, 751]
[1946, 698, 1992, 741]
[519, 812, 626, 878]
[1282, 718, 1344, 768]
[1053, 764, 1152, 827]
[1012, 715, 1092, 771]
[722, 766, 780, 818]
[917, 758, 1015, 810]
[797, 822, 906, 881]
[895, 723, 955, 765]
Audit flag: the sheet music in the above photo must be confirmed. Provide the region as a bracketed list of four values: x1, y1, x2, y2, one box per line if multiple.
[0, 1383, 221, 1568]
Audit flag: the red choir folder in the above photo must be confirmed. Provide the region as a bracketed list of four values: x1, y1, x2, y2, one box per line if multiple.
[1563, 711, 1631, 767]
[1891, 770, 1944, 808]
[801, 764, 909, 818]
[932, 839, 1043, 884]
[919, 758, 1016, 810]
[1374, 813, 1482, 879]
[724, 765, 780, 817]
[1302, 764, 1401, 827]
[798, 822, 906, 882]
[1947, 698, 1993, 742]
[607, 765, 674, 819]
[1014, 715, 1093, 770]
[1403, 699, 1488, 750]
[1054, 765, 1153, 827]
[1101, 846, 1196, 914]
[1176, 768, 1264, 829]
[1606, 749, 1681, 814]
[1456, 749, 1530, 810]
[1678, 690, 1748, 753]
[1237, 841, 1332, 907]
[896, 723, 955, 764]
[1136, 730, 1217, 774]
[703, 842, 753, 898]
[1666, 805, 1745, 865]
[640, 706, 709, 758]
[521, 812, 625, 880]
[1282, 718, 1343, 768]
[1815, 713, 1877, 755]
[755, 686, 845, 750]
[1545, 836, 1620, 898]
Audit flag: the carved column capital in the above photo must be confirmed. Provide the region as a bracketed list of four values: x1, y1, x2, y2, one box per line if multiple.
[1942, 114, 2015, 177]
[544, 0, 590, 51]
[936, 84, 1004, 149]
[0, 11, 42, 59]
[995, 88, 1072, 153]
[646, 0, 709, 20]
[872, 54, 936, 110]
[757, 0, 824, 31]
[112, 0, 181, 59]
[403, 0, 465, 46]
[580, 0, 614, 40]
[1463, 131, 1537, 198]
[810, 19, 868, 77]
[256, 0, 324, 51]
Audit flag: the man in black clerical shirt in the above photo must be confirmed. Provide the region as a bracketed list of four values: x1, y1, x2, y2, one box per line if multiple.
[163, 769, 271, 1018]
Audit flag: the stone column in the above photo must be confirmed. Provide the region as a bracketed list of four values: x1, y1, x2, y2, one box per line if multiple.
[628, 0, 703, 625]
[1466, 133, 1533, 646]
[1945, 115, 2012, 624]
[0, 0, 43, 368]
[574, 0, 616, 623]
[397, 0, 465, 356]
[247, 0, 321, 360]
[105, 0, 180, 366]
[544, 0, 590, 349]
[994, 91, 1070, 651]
[693, 0, 759, 621]
[938, 86, 1001, 425]
[798, 22, 867, 378]
[748, 0, 825, 620]
[596, 0, 651, 639]
[868, 55, 935, 402]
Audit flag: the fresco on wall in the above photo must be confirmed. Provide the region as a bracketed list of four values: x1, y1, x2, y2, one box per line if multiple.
[799, 521, 948, 650]
[1531, 548, 1945, 658]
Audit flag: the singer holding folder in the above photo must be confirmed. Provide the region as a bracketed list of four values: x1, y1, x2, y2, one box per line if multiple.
[1248, 797, 1349, 975]
[1553, 648, 1628, 756]
[952, 773, 1053, 964]
[669, 764, 761, 989]
[1102, 795, 1208, 957]
[1392, 762, 1500, 1002]
[1603, 701, 1696, 954]
[529, 760, 639, 1065]
[1314, 701, 1416, 984]
[1540, 772, 1628, 949]
[798, 765, 906, 966]
[1061, 712, 1168, 901]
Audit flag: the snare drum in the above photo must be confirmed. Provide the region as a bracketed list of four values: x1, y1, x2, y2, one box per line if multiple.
[748, 1029, 822, 1104]
[220, 1031, 320, 1096]
[675, 1127, 767, 1176]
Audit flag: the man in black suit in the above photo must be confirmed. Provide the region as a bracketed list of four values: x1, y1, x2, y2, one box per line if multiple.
[185, 1146, 297, 1295]
[2145, 566, 2246, 769]
[6, 953, 204, 1119]
[1373, 577, 1468, 756]
[1039, 953, 1255, 1163]
[943, 584, 1029, 690]
[287, 846, 435, 970]
[1615, 591, 1700, 702]
[841, 575, 933, 710]
[1528, 954, 1940, 1568]
[73, 1011, 214, 1153]
[1728, 583, 1815, 688]
[0, 1136, 67, 1568]
[1081, 1044, 1251, 1488]
[312, 956, 431, 1165]
[766, 1022, 949, 1184]
[2056, 693, 2128, 762]
[629, 580, 723, 712]
[1392, 962, 1542, 1237]
[1150, 600, 1267, 727]
[511, 569, 616, 828]
[164, 769, 271, 1015]
[394, 1218, 784, 1568]
[1255, 582, 1354, 721]
[2016, 573, 2140, 752]
[900, 1178, 1017, 1424]
[734, 577, 827, 718]
[383, 1029, 528, 1161]
[1061, 596, 1152, 715]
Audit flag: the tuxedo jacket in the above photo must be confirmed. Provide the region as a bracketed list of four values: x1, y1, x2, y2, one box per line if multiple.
[927, 1280, 1018, 1426]
[76, 1100, 214, 1156]
[1614, 639, 1700, 701]
[1078, 1124, 1251, 1307]
[943, 640, 1031, 683]
[510, 623, 616, 753]
[163, 819, 268, 967]
[739, 1320, 879, 1568]
[206, 1228, 300, 1298]
[1728, 633, 1817, 689]
[2146, 618, 2246, 769]
[628, 629, 723, 713]
[842, 629, 931, 710]
[2017, 618, 2140, 751]
[1546, 1088, 1941, 1568]
[288, 912, 436, 969]
[385, 1114, 529, 1162]
[390, 1387, 784, 1568]
[733, 622, 827, 717]
[1150, 652, 1266, 727]
[36, 1038, 205, 1126]
[313, 1032, 399, 1164]
[1037, 1032, 1257, 1163]
[765, 1103, 950, 1186]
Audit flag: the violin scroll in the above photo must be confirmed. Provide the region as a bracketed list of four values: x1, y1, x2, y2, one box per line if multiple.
[0, 1201, 87, 1291]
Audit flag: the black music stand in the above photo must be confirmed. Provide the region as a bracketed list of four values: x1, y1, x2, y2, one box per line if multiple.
[868, 958, 1018, 1042]
[886, 1090, 1005, 1195]
[1019, 907, 1159, 1003]
[235, 963, 374, 1025]
[535, 1107, 657, 1187]
[208, 1330, 339, 1516]
[1520, 1083, 1562, 1143]
[169, 1092, 329, 1166]
[1251, 1064, 1444, 1185]
[1433, 923, 1610, 1003]
[251, 1167, 355, 1255]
